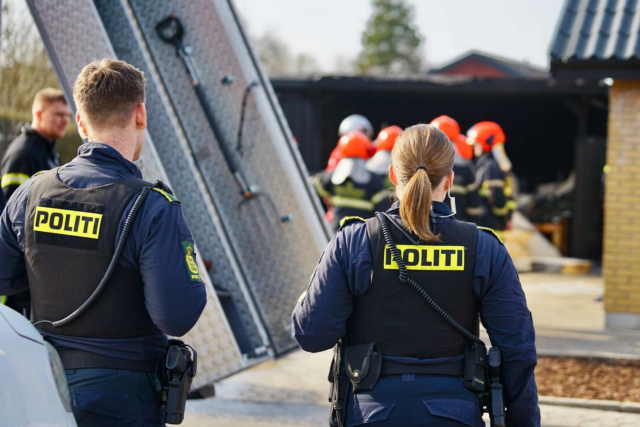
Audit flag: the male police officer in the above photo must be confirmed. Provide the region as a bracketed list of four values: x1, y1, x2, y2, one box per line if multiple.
[0, 59, 206, 426]
[0, 88, 71, 314]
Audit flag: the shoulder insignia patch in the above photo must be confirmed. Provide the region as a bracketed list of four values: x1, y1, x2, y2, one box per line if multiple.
[477, 226, 504, 245]
[182, 241, 201, 282]
[152, 187, 179, 203]
[339, 216, 366, 228]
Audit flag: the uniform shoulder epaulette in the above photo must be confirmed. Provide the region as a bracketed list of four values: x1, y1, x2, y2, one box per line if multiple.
[477, 226, 504, 245]
[339, 216, 366, 228]
[151, 187, 179, 203]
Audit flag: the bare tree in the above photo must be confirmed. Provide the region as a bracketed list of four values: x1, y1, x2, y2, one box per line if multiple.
[293, 53, 319, 75]
[0, 0, 60, 149]
[251, 30, 320, 76]
[252, 31, 292, 75]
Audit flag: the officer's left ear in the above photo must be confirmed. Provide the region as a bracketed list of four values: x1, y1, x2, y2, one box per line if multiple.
[388, 164, 398, 186]
[76, 112, 88, 139]
[445, 171, 454, 192]
[135, 103, 147, 131]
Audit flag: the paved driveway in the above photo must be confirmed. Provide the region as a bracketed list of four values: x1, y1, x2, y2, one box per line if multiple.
[183, 273, 640, 427]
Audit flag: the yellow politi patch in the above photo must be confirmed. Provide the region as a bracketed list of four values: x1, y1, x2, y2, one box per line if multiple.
[384, 245, 465, 271]
[182, 241, 201, 282]
[34, 207, 102, 239]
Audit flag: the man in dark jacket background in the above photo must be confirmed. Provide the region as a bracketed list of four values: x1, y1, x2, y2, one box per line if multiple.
[1, 88, 70, 200]
[0, 88, 71, 314]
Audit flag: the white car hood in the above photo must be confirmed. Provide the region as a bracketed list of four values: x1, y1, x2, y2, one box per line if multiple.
[0, 305, 44, 344]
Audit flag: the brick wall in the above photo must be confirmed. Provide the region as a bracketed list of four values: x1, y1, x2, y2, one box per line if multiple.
[604, 80, 640, 317]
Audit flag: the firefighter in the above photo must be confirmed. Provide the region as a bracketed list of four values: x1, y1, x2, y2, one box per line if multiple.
[430, 116, 482, 222]
[0, 88, 71, 315]
[467, 121, 515, 231]
[366, 125, 403, 189]
[326, 115, 376, 172]
[294, 124, 539, 426]
[338, 114, 374, 139]
[0, 59, 206, 426]
[313, 131, 389, 231]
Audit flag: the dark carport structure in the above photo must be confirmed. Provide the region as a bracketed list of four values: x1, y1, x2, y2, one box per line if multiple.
[551, 0, 640, 329]
[272, 74, 608, 259]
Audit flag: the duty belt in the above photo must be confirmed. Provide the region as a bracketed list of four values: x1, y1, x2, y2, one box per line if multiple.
[59, 349, 158, 372]
[381, 359, 465, 377]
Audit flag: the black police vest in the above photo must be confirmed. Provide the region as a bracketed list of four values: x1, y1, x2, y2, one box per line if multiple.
[347, 215, 478, 358]
[25, 169, 160, 339]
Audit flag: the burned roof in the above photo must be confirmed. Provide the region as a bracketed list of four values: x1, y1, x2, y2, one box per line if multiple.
[551, 0, 640, 78]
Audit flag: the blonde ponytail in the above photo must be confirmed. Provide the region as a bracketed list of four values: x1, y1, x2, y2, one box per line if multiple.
[400, 168, 437, 242]
[392, 124, 455, 242]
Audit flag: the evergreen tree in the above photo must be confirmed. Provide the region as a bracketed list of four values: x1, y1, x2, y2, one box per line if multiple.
[358, 0, 423, 75]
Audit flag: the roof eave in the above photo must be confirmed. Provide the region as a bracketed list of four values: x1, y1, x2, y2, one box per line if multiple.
[551, 58, 640, 79]
[271, 75, 608, 96]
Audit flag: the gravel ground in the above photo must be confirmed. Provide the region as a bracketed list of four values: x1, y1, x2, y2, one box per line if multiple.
[537, 356, 640, 402]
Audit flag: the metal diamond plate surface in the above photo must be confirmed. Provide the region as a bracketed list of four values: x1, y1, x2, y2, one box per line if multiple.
[126, 0, 329, 354]
[26, 0, 246, 385]
[94, 0, 266, 363]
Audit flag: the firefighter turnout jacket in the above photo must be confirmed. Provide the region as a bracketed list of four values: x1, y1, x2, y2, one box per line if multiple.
[447, 153, 483, 222]
[475, 153, 513, 231]
[313, 158, 389, 231]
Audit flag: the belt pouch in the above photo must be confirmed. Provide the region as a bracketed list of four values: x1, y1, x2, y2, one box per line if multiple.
[464, 341, 487, 393]
[344, 343, 382, 393]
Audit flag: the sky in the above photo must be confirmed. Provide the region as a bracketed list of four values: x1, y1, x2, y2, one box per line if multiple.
[234, 0, 566, 72]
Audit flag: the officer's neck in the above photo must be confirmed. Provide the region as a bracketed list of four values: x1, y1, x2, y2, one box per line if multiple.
[395, 184, 447, 203]
[87, 130, 137, 162]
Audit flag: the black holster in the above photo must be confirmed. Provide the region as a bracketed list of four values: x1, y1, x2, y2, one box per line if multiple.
[157, 339, 197, 425]
[344, 343, 382, 393]
[328, 342, 350, 427]
[464, 342, 505, 427]
[464, 341, 487, 393]
[486, 347, 505, 427]
[328, 342, 383, 427]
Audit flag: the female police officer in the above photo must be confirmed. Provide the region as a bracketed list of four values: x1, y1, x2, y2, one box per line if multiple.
[293, 124, 539, 426]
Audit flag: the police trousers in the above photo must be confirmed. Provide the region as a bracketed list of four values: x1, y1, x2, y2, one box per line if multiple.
[65, 368, 165, 427]
[344, 375, 484, 427]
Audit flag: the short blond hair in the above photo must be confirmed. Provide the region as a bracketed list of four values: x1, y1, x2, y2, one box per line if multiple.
[32, 88, 67, 114]
[73, 59, 147, 130]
